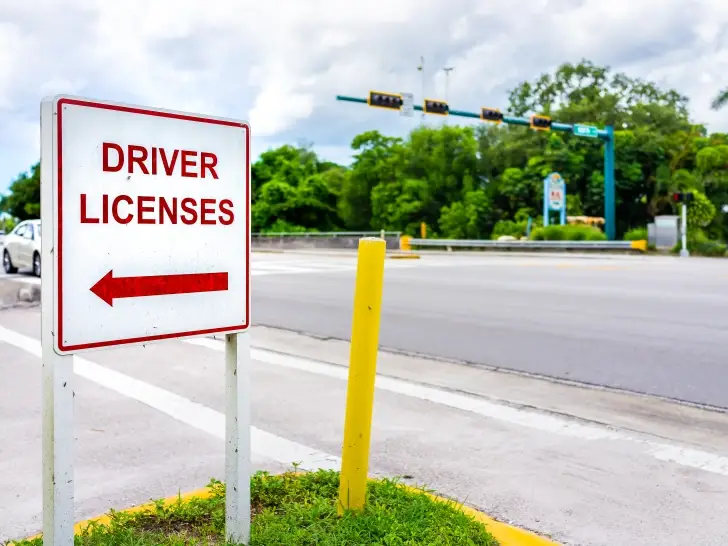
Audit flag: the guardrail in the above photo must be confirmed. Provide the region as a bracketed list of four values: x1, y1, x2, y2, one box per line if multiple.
[404, 237, 647, 253]
[252, 231, 402, 251]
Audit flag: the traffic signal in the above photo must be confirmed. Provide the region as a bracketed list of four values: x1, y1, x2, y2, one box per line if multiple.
[673, 192, 695, 203]
[367, 91, 403, 111]
[480, 107, 503, 123]
[423, 99, 449, 116]
[530, 114, 552, 131]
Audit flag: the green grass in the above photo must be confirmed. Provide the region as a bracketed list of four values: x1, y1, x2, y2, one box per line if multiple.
[10, 470, 498, 546]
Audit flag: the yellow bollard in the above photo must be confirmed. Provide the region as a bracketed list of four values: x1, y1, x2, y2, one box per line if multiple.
[630, 239, 647, 252]
[337, 237, 386, 514]
[399, 235, 412, 251]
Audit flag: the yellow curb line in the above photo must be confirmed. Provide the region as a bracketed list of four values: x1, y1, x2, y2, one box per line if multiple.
[404, 485, 559, 546]
[17, 480, 558, 546]
[388, 254, 421, 259]
[17, 488, 214, 543]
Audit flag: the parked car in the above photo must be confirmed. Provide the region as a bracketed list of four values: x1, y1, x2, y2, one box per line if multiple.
[2, 219, 41, 276]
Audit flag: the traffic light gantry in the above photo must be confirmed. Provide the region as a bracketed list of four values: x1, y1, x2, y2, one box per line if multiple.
[424, 99, 449, 116]
[530, 114, 552, 131]
[480, 107, 503, 123]
[365, 90, 563, 134]
[336, 91, 617, 241]
[367, 91, 404, 111]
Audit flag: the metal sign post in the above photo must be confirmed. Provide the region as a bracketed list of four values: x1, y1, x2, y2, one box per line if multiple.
[40, 98, 75, 546]
[680, 203, 690, 258]
[543, 173, 566, 227]
[40, 95, 252, 545]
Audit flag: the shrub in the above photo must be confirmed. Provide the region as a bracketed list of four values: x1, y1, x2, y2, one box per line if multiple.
[623, 227, 648, 241]
[491, 219, 527, 239]
[671, 229, 727, 257]
[530, 224, 606, 242]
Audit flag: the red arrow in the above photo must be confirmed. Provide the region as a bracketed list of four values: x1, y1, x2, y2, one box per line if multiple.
[90, 270, 229, 307]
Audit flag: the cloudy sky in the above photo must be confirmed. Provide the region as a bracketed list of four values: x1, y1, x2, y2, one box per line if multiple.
[1, 0, 727, 195]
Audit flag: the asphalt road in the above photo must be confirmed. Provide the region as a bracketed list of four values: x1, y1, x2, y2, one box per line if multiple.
[251, 252, 728, 408]
[2, 304, 728, 546]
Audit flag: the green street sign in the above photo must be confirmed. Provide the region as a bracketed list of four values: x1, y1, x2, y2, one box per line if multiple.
[573, 124, 599, 138]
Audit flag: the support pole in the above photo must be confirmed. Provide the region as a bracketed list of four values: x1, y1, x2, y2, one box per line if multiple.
[41, 97, 75, 546]
[225, 332, 252, 544]
[42, 343, 75, 546]
[680, 203, 690, 258]
[338, 237, 386, 514]
[604, 125, 616, 240]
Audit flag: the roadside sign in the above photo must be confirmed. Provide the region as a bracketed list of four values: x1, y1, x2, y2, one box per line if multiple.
[573, 124, 599, 138]
[48, 96, 250, 355]
[546, 173, 565, 211]
[41, 95, 253, 546]
[722, 204, 728, 213]
[400, 92, 414, 117]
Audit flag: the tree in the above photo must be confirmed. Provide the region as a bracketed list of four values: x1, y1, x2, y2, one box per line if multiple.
[250, 145, 342, 232]
[6, 59, 728, 245]
[0, 162, 41, 220]
[711, 88, 728, 111]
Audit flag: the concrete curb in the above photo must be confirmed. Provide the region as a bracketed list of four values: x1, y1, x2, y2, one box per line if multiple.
[15, 478, 559, 545]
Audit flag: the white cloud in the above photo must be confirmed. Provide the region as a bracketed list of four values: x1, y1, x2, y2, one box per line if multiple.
[1, 0, 728, 194]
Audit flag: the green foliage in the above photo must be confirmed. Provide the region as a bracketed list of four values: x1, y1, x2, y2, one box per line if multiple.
[671, 229, 727, 257]
[4, 60, 728, 245]
[438, 190, 490, 239]
[11, 471, 497, 545]
[530, 224, 607, 241]
[491, 219, 527, 239]
[712, 88, 728, 110]
[623, 227, 648, 241]
[1, 216, 16, 233]
[684, 190, 716, 228]
[0, 163, 40, 221]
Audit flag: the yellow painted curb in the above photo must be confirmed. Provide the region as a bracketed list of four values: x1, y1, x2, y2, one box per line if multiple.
[403, 485, 559, 546]
[16, 478, 559, 546]
[388, 253, 421, 259]
[630, 239, 647, 252]
[16, 488, 213, 543]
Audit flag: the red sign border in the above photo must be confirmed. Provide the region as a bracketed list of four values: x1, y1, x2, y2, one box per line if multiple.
[55, 97, 251, 353]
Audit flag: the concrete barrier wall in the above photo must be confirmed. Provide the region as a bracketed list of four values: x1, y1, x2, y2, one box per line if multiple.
[252, 234, 401, 251]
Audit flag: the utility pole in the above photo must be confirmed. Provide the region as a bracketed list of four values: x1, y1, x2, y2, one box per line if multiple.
[443, 67, 454, 125]
[443, 66, 454, 103]
[417, 56, 425, 122]
[672, 191, 693, 257]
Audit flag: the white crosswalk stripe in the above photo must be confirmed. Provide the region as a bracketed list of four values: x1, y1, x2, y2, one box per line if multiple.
[0, 257, 425, 283]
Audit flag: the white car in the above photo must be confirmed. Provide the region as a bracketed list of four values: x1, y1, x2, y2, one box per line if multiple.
[2, 219, 42, 276]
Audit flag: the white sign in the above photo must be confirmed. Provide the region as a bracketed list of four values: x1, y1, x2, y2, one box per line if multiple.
[722, 204, 728, 213]
[48, 96, 250, 355]
[400, 92, 414, 117]
[547, 174, 565, 211]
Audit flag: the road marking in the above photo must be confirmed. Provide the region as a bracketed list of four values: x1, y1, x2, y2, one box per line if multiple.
[4, 324, 727, 478]
[185, 337, 728, 478]
[0, 326, 340, 473]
